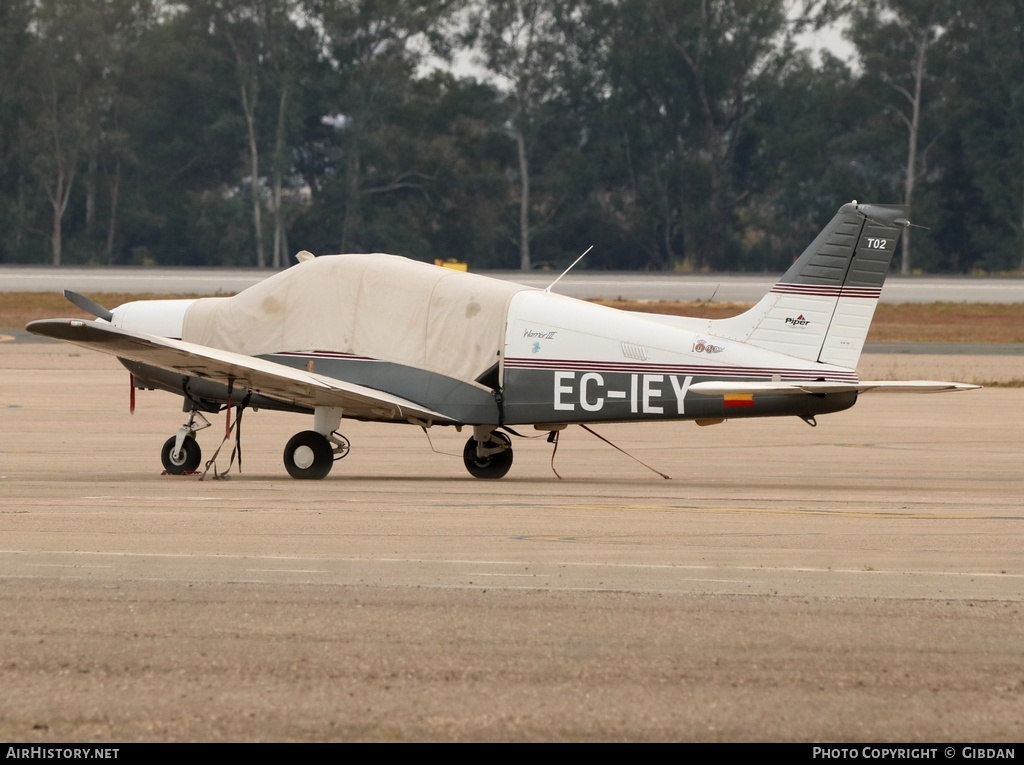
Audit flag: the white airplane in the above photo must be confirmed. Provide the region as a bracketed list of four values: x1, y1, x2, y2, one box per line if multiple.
[28, 201, 978, 480]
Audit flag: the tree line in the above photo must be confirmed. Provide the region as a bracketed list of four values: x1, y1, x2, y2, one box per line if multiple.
[2, 0, 1023, 274]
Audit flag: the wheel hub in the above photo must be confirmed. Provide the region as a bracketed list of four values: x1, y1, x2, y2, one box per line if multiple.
[293, 445, 315, 469]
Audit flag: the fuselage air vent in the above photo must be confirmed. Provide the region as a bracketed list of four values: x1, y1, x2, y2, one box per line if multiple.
[621, 342, 648, 361]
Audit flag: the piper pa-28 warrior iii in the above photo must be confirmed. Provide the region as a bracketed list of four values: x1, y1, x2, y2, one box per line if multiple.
[28, 201, 978, 480]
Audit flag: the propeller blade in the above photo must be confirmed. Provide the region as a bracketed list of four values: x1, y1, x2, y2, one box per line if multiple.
[63, 289, 113, 322]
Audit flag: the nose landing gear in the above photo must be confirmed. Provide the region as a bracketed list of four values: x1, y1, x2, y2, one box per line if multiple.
[161, 434, 202, 474]
[160, 410, 211, 475]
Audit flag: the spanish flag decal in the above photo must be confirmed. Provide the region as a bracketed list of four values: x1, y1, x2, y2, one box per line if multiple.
[723, 393, 755, 408]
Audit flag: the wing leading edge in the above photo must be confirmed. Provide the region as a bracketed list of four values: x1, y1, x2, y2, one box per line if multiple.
[26, 319, 456, 424]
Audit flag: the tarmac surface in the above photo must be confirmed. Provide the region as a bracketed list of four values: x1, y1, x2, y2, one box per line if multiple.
[1, 342, 1022, 742]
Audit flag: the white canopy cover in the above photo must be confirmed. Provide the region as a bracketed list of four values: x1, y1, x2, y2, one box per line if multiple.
[182, 254, 529, 386]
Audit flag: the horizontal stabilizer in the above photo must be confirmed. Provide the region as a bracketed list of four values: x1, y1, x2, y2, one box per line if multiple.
[689, 380, 981, 396]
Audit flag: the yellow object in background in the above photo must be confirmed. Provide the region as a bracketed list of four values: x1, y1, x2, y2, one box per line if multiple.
[435, 258, 468, 271]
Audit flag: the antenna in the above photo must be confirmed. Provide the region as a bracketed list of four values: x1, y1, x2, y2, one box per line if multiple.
[698, 284, 720, 319]
[544, 246, 594, 293]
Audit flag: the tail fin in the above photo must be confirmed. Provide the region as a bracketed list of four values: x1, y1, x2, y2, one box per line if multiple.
[710, 201, 909, 368]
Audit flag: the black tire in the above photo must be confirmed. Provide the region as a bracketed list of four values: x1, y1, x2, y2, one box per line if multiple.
[283, 430, 334, 480]
[463, 432, 514, 479]
[161, 435, 202, 474]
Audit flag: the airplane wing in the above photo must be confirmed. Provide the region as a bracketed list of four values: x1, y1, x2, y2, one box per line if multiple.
[689, 380, 981, 395]
[26, 319, 457, 424]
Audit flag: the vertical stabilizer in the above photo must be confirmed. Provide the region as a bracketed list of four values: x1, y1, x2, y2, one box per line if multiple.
[709, 202, 908, 367]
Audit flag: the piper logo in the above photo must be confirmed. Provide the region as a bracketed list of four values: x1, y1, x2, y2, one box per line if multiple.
[785, 314, 810, 326]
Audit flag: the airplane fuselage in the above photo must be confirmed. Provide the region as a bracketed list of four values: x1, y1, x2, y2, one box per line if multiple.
[117, 288, 859, 428]
[497, 290, 858, 425]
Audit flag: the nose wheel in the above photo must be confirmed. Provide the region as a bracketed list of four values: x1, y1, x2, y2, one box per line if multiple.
[161, 434, 202, 474]
[160, 409, 211, 475]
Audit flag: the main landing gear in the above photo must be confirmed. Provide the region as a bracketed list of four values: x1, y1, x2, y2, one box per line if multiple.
[281, 406, 350, 480]
[463, 427, 514, 479]
[283, 429, 350, 480]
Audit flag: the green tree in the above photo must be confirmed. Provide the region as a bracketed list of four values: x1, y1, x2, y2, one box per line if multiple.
[465, 0, 568, 270]
[305, 0, 464, 255]
[944, 4, 1024, 272]
[561, 0, 696, 269]
[653, 0, 791, 270]
[197, 0, 314, 268]
[13, 0, 158, 265]
[362, 71, 514, 266]
[0, 0, 36, 262]
[846, 0, 951, 274]
[120, 4, 249, 266]
[88, 0, 158, 264]
[25, 0, 99, 264]
[736, 50, 868, 271]
[560, 0, 794, 271]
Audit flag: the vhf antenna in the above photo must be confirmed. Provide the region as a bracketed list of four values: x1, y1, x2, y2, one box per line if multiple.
[544, 246, 594, 293]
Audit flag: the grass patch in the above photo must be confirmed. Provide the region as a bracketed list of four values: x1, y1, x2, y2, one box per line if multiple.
[1, 292, 205, 329]
[592, 298, 1024, 344]
[5, 292, 1023, 344]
